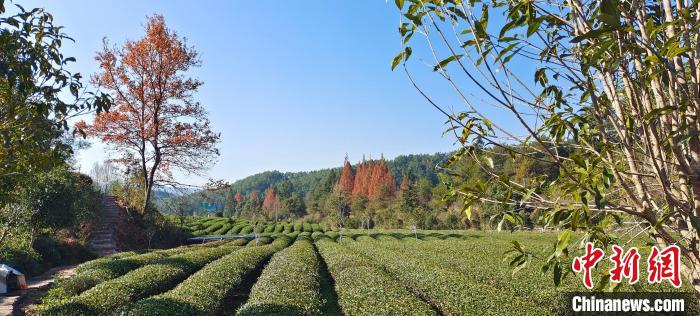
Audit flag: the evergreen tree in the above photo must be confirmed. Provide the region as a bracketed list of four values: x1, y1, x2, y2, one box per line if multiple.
[223, 189, 237, 217]
[400, 180, 421, 227]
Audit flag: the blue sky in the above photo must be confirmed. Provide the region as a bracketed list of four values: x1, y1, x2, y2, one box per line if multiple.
[39, 1, 464, 184]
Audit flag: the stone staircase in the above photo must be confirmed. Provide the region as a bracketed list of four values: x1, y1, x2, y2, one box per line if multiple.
[89, 196, 120, 256]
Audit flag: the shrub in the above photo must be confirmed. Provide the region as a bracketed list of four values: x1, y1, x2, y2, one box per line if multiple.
[315, 239, 434, 315]
[42, 243, 241, 315]
[246, 237, 272, 247]
[273, 223, 284, 233]
[263, 224, 275, 234]
[227, 224, 245, 235]
[238, 239, 324, 315]
[324, 231, 339, 240]
[204, 222, 224, 234]
[74, 251, 141, 274]
[239, 226, 253, 234]
[283, 223, 293, 234]
[212, 223, 232, 235]
[311, 223, 321, 232]
[55, 248, 181, 297]
[311, 232, 324, 241]
[302, 222, 312, 232]
[120, 238, 291, 315]
[293, 223, 302, 232]
[191, 230, 207, 236]
[229, 238, 252, 246]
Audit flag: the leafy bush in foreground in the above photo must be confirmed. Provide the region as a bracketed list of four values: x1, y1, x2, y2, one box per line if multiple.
[54, 248, 185, 297]
[74, 251, 141, 273]
[246, 236, 272, 247]
[41, 243, 242, 315]
[315, 238, 434, 316]
[237, 239, 324, 316]
[120, 237, 291, 315]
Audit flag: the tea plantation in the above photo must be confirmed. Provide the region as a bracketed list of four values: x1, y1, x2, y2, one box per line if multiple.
[180, 216, 327, 237]
[38, 230, 694, 315]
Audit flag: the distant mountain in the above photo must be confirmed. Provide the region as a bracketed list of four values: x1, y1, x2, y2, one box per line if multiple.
[152, 186, 198, 200]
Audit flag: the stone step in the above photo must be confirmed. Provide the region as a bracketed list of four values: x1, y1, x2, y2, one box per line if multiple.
[91, 243, 116, 250]
[91, 241, 113, 246]
[88, 195, 121, 257]
[91, 238, 114, 244]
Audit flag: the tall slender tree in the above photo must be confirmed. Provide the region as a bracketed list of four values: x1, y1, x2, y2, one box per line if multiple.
[369, 157, 396, 201]
[400, 173, 411, 191]
[352, 157, 371, 197]
[78, 15, 219, 214]
[262, 185, 281, 221]
[337, 157, 355, 194]
[234, 191, 244, 204]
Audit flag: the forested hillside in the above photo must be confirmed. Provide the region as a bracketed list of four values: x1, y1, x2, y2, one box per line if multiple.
[202, 153, 449, 197]
[159, 153, 452, 227]
[160, 144, 567, 231]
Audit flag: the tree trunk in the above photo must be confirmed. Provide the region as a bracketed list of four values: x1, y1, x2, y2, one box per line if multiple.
[142, 182, 152, 214]
[0, 224, 10, 249]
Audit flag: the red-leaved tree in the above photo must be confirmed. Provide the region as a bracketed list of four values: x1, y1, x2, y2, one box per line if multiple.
[234, 191, 244, 204]
[262, 185, 281, 221]
[249, 190, 260, 205]
[337, 157, 355, 194]
[78, 15, 220, 213]
[352, 158, 371, 197]
[368, 157, 396, 201]
[399, 174, 410, 191]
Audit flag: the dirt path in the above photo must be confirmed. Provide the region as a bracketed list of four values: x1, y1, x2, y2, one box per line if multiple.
[0, 265, 76, 316]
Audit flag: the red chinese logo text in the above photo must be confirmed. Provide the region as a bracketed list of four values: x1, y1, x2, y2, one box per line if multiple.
[572, 243, 682, 289]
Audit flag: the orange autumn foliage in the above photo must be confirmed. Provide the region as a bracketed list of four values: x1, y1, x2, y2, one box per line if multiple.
[262, 185, 280, 212]
[337, 158, 355, 194]
[234, 191, 244, 204]
[338, 156, 396, 202]
[78, 15, 219, 212]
